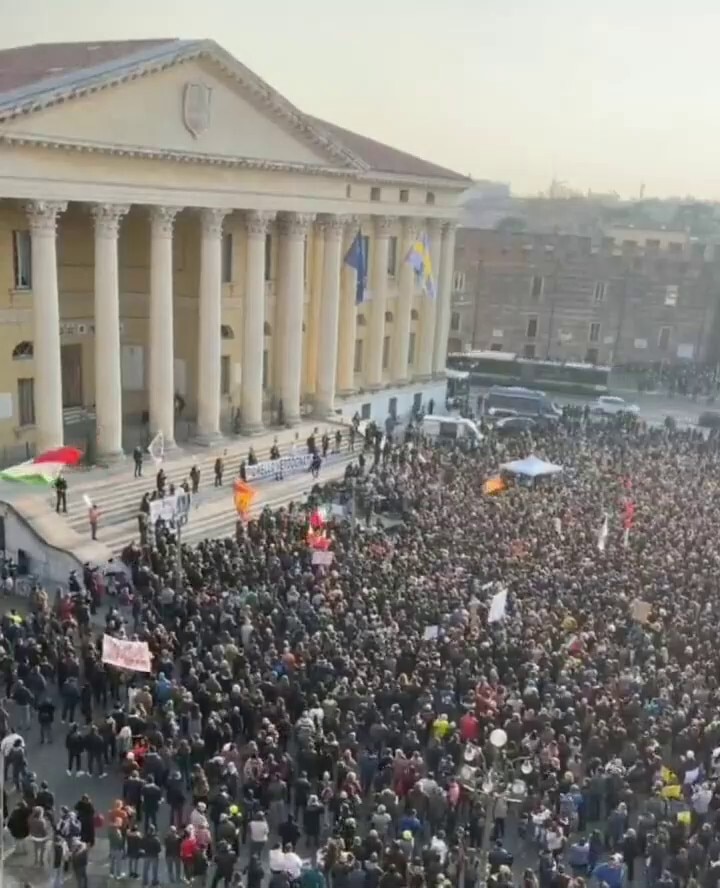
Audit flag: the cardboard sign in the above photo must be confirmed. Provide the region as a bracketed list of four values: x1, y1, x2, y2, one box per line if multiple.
[631, 599, 652, 624]
[102, 635, 152, 673]
[311, 550, 334, 566]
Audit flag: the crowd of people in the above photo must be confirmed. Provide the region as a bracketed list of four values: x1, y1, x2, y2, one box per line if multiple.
[616, 361, 720, 399]
[3, 411, 720, 888]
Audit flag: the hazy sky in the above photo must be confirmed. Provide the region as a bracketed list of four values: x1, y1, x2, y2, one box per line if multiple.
[1, 0, 718, 199]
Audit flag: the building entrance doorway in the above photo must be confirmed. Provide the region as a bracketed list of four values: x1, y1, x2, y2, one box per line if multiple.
[61, 343, 83, 408]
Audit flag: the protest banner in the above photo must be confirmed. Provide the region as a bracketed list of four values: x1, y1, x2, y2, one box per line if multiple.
[245, 453, 312, 482]
[102, 635, 152, 673]
[631, 599, 652, 623]
[149, 492, 191, 524]
[311, 550, 334, 566]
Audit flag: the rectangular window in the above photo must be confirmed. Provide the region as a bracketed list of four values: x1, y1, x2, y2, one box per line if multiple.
[585, 347, 599, 364]
[646, 239, 660, 249]
[426, 192, 436, 205]
[665, 285, 678, 306]
[399, 189, 409, 203]
[451, 311, 460, 332]
[353, 339, 363, 373]
[220, 355, 230, 396]
[408, 332, 416, 365]
[589, 322, 601, 343]
[264, 233, 272, 282]
[387, 236, 398, 277]
[453, 271, 466, 292]
[370, 187, 381, 202]
[668, 242, 683, 254]
[490, 343, 503, 352]
[658, 326, 671, 351]
[221, 233, 233, 284]
[12, 231, 32, 289]
[593, 281, 607, 302]
[526, 316, 538, 339]
[530, 274, 544, 300]
[17, 378, 35, 426]
[262, 349, 269, 389]
[382, 335, 391, 370]
[523, 343, 536, 358]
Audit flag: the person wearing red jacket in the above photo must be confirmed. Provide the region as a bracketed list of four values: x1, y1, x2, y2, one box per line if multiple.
[180, 828, 199, 882]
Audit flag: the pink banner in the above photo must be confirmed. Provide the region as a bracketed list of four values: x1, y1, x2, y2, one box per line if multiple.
[102, 635, 152, 673]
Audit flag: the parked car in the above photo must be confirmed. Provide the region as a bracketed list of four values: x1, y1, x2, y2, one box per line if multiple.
[589, 395, 640, 417]
[698, 411, 720, 429]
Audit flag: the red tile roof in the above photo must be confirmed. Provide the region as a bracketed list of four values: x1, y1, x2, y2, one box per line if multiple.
[307, 116, 469, 182]
[0, 39, 178, 96]
[0, 39, 470, 183]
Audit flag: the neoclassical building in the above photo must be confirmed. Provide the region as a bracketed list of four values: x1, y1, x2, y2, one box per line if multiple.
[0, 38, 468, 461]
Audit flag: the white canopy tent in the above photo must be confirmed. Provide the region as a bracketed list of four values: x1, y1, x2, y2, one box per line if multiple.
[499, 455, 564, 478]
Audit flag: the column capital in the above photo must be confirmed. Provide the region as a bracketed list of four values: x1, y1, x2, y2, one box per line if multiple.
[278, 211, 315, 239]
[441, 220, 459, 236]
[245, 210, 276, 238]
[402, 218, 421, 241]
[25, 201, 67, 235]
[200, 207, 229, 239]
[318, 214, 348, 240]
[373, 215, 397, 237]
[150, 206, 181, 238]
[91, 203, 130, 239]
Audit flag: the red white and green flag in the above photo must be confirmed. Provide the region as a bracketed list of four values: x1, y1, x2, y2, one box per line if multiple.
[0, 446, 83, 486]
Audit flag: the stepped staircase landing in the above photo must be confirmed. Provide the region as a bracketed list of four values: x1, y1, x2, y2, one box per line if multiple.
[59, 422, 356, 556]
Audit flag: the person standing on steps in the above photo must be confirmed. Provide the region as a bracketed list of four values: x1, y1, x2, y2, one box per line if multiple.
[88, 503, 99, 541]
[55, 472, 68, 514]
[132, 444, 144, 478]
[214, 452, 225, 487]
[190, 461, 200, 494]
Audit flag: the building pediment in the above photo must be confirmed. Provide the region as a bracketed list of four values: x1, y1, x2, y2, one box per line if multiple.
[0, 48, 364, 174]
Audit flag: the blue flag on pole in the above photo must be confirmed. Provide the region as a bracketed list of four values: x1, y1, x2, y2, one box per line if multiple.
[344, 229, 367, 304]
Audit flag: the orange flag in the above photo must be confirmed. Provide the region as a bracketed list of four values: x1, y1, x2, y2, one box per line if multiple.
[233, 479, 257, 517]
[483, 476, 506, 496]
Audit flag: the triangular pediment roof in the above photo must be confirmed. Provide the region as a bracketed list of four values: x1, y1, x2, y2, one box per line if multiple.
[0, 38, 470, 185]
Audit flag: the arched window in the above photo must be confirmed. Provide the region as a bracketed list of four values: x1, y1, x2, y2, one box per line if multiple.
[263, 322, 272, 336]
[12, 340, 33, 359]
[411, 309, 419, 321]
[385, 311, 394, 323]
[220, 324, 234, 340]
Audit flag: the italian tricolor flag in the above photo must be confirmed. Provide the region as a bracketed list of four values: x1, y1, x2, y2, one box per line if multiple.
[0, 446, 83, 486]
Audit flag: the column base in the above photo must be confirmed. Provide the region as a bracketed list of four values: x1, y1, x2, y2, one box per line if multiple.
[193, 431, 224, 447]
[336, 388, 357, 399]
[414, 373, 433, 383]
[313, 406, 337, 421]
[240, 422, 265, 437]
[95, 448, 125, 467]
[365, 383, 382, 392]
[285, 413, 301, 427]
[393, 377, 410, 387]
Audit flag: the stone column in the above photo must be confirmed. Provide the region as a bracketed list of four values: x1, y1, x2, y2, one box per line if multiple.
[149, 206, 180, 445]
[196, 208, 227, 444]
[336, 219, 358, 394]
[315, 214, 345, 416]
[241, 210, 275, 433]
[392, 218, 419, 384]
[304, 225, 324, 395]
[277, 212, 314, 424]
[26, 201, 67, 453]
[416, 219, 442, 379]
[433, 222, 457, 375]
[92, 203, 129, 460]
[365, 215, 395, 388]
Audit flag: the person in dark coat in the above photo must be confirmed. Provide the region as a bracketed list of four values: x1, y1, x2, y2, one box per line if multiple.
[7, 800, 30, 852]
[74, 794, 96, 848]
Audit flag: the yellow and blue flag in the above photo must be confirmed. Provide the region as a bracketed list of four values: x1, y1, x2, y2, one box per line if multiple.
[405, 232, 435, 298]
[343, 229, 368, 304]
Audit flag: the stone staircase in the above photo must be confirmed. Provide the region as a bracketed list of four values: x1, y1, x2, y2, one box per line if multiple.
[59, 423, 356, 556]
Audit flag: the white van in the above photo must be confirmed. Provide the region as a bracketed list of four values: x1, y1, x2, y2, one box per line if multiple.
[421, 414, 482, 443]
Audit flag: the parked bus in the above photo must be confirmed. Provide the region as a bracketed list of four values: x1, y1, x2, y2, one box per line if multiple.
[447, 350, 610, 396]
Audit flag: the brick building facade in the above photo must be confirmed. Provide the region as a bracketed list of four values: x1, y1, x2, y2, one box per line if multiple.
[449, 228, 720, 367]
